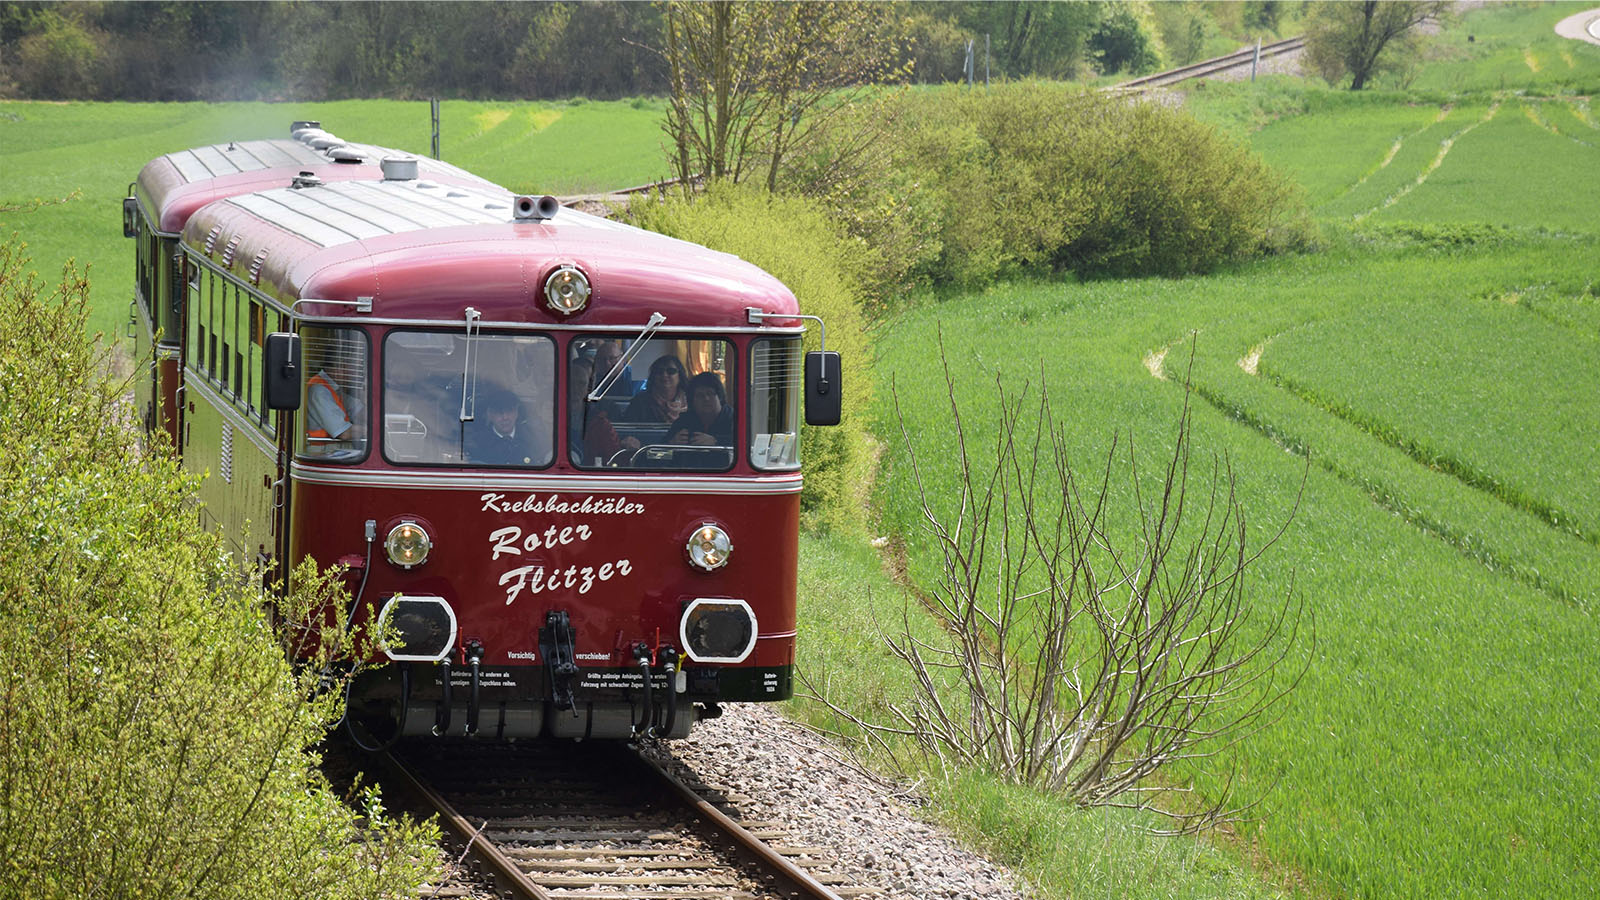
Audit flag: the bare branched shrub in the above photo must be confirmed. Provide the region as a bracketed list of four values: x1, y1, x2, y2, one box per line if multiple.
[805, 345, 1308, 832]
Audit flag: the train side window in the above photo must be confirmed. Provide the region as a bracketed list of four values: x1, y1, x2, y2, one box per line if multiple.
[138, 227, 154, 313]
[246, 301, 264, 423]
[297, 326, 370, 462]
[186, 261, 202, 375]
[220, 282, 233, 396]
[204, 274, 217, 379]
[749, 338, 802, 471]
[167, 247, 184, 326]
[230, 286, 244, 401]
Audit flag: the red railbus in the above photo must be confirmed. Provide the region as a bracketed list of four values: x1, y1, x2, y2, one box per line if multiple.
[125, 124, 840, 742]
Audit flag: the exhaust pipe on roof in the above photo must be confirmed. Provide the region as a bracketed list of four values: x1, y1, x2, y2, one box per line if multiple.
[513, 195, 561, 222]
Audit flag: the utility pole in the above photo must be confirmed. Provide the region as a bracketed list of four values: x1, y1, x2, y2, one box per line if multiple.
[431, 98, 441, 160]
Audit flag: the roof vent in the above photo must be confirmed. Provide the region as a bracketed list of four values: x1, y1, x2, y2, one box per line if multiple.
[329, 147, 364, 164]
[290, 120, 322, 138]
[381, 157, 419, 181]
[513, 194, 561, 222]
[221, 235, 242, 267]
[204, 224, 223, 256]
[291, 171, 323, 189]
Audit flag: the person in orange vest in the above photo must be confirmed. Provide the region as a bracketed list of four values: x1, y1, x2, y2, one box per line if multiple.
[307, 368, 356, 441]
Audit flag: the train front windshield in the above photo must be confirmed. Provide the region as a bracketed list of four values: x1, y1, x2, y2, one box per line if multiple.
[306, 329, 804, 473]
[375, 329, 556, 467]
[569, 336, 735, 470]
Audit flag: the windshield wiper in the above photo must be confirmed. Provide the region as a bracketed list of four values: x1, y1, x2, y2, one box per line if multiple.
[459, 306, 482, 421]
[589, 311, 665, 401]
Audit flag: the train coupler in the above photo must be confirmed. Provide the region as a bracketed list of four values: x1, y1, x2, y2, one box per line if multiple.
[540, 610, 579, 712]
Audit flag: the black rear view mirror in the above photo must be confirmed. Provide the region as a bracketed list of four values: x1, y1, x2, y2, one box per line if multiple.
[122, 197, 140, 238]
[264, 332, 302, 410]
[804, 351, 841, 426]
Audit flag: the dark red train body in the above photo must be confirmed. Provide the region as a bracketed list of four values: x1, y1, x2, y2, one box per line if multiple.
[125, 123, 834, 742]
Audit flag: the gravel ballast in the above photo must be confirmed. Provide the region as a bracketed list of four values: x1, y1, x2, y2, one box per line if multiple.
[641, 703, 1031, 900]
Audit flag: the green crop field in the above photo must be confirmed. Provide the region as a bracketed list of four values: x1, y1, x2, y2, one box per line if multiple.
[868, 7, 1600, 898]
[1411, 0, 1600, 94]
[0, 98, 668, 340]
[875, 246, 1599, 900]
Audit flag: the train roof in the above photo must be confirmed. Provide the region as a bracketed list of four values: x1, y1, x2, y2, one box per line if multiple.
[136, 135, 496, 235]
[180, 172, 799, 328]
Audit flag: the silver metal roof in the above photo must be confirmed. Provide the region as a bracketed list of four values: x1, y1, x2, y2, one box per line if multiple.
[165, 140, 337, 182]
[223, 178, 519, 248]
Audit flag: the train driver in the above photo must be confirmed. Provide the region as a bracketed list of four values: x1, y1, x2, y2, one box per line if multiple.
[466, 384, 548, 466]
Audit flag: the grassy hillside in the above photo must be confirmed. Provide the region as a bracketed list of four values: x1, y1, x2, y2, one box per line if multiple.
[0, 98, 669, 341]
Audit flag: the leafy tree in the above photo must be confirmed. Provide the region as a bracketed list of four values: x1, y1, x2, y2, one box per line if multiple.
[9, 6, 102, 99]
[660, 1, 906, 191]
[1242, 0, 1284, 33]
[1088, 3, 1164, 76]
[941, 1, 1102, 80]
[1305, 0, 1452, 90]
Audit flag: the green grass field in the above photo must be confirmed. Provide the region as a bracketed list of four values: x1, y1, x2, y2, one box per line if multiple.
[865, 6, 1600, 897]
[0, 98, 668, 341]
[873, 238, 1599, 900]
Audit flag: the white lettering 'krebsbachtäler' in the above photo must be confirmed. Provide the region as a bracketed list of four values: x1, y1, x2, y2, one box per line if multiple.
[479, 493, 646, 515]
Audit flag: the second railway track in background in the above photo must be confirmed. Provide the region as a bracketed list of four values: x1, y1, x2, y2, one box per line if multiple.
[379, 740, 879, 900]
[1108, 35, 1306, 92]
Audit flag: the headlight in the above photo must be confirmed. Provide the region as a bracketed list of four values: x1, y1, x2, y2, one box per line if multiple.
[679, 598, 757, 663]
[385, 521, 432, 569]
[686, 523, 733, 571]
[544, 265, 591, 315]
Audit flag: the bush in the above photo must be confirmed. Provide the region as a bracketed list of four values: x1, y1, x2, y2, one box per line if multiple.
[1089, 4, 1164, 75]
[623, 186, 877, 534]
[801, 82, 1313, 288]
[0, 239, 437, 900]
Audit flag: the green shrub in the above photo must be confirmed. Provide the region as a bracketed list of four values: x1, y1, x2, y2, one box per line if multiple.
[0, 239, 437, 900]
[803, 82, 1313, 288]
[623, 186, 876, 533]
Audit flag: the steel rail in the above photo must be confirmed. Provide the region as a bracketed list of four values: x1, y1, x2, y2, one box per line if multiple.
[376, 749, 554, 900]
[625, 744, 849, 900]
[1111, 36, 1305, 91]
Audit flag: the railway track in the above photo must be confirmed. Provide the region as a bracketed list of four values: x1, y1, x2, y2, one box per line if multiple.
[1108, 35, 1305, 92]
[378, 740, 878, 900]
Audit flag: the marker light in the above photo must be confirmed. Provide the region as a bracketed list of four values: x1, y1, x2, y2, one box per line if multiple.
[686, 523, 733, 571]
[544, 265, 591, 315]
[385, 521, 432, 569]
